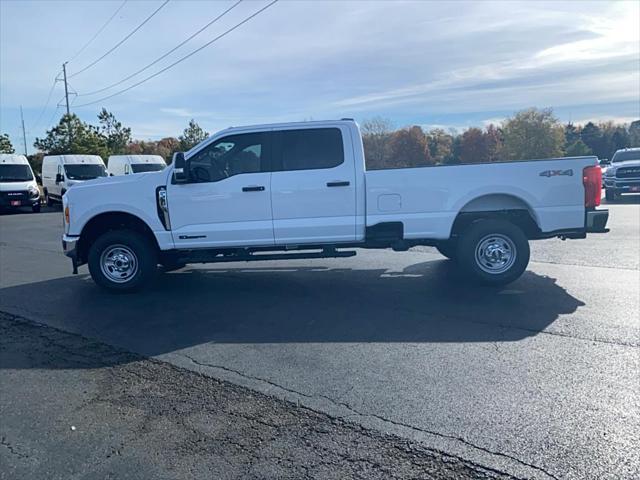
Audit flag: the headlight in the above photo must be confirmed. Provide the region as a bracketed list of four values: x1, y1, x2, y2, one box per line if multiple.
[604, 168, 615, 177]
[28, 185, 40, 197]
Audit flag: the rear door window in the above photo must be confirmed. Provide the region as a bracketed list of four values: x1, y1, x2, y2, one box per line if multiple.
[275, 128, 344, 171]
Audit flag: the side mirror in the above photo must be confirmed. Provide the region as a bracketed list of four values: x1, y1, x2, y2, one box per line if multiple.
[173, 152, 188, 183]
[35, 174, 42, 186]
[599, 159, 610, 166]
[55, 173, 64, 183]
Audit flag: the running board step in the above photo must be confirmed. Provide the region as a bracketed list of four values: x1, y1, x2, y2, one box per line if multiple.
[184, 249, 357, 264]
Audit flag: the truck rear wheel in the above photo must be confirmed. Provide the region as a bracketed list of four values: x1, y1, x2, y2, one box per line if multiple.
[88, 230, 157, 292]
[457, 219, 529, 286]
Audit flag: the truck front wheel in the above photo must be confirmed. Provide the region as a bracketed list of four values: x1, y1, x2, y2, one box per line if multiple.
[88, 230, 157, 292]
[457, 219, 529, 286]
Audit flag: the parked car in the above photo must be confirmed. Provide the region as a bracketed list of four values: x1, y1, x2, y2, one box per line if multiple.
[61, 120, 608, 292]
[0, 154, 41, 213]
[42, 155, 107, 205]
[108, 155, 166, 176]
[603, 147, 640, 201]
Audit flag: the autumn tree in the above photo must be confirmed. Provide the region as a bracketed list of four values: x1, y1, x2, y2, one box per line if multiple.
[179, 119, 209, 151]
[457, 126, 502, 164]
[501, 108, 564, 160]
[126, 137, 180, 162]
[0, 133, 15, 154]
[361, 116, 394, 169]
[387, 126, 432, 168]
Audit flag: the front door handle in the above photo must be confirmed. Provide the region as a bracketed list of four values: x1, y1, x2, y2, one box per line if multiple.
[242, 186, 265, 192]
[327, 181, 350, 187]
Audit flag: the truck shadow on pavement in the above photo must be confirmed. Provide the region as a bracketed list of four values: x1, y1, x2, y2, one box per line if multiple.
[0, 259, 585, 369]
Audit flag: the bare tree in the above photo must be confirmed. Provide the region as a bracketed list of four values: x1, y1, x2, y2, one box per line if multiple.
[361, 117, 394, 169]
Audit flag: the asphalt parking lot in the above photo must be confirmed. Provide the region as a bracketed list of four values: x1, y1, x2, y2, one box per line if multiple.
[1, 197, 639, 479]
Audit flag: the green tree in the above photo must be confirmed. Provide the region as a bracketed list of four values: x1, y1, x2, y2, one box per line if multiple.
[0, 133, 15, 153]
[361, 116, 394, 169]
[97, 108, 131, 155]
[179, 119, 208, 151]
[386, 126, 432, 168]
[426, 128, 453, 164]
[501, 108, 564, 160]
[564, 123, 580, 147]
[629, 120, 640, 147]
[580, 122, 604, 158]
[34, 114, 109, 158]
[565, 139, 592, 157]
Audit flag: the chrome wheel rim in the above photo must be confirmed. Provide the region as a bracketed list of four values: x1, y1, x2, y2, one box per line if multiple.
[100, 244, 138, 283]
[475, 234, 516, 274]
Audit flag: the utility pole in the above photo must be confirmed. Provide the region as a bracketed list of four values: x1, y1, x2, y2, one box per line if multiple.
[62, 62, 70, 116]
[20, 105, 28, 156]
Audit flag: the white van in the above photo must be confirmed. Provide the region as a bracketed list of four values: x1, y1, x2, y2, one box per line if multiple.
[42, 155, 107, 205]
[0, 154, 41, 213]
[107, 155, 166, 176]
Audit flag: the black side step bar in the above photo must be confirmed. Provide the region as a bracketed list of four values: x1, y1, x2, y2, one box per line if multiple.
[183, 249, 357, 264]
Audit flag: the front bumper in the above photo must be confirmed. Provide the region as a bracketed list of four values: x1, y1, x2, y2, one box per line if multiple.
[603, 177, 640, 193]
[0, 192, 40, 208]
[62, 235, 80, 274]
[586, 209, 609, 233]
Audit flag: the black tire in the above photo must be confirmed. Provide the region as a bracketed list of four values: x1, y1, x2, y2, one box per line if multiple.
[436, 241, 457, 260]
[605, 189, 617, 202]
[44, 189, 54, 207]
[32, 204, 41, 213]
[456, 219, 529, 286]
[88, 230, 157, 292]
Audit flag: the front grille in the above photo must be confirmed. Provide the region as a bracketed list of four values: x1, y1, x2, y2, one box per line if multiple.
[0, 190, 29, 201]
[616, 167, 640, 179]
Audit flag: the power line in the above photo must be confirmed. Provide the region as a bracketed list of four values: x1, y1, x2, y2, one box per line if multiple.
[29, 72, 61, 132]
[68, 0, 128, 63]
[69, 0, 170, 79]
[78, 0, 242, 97]
[74, 0, 278, 108]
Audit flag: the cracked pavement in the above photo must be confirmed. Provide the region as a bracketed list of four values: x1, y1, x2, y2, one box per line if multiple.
[1, 199, 639, 479]
[0, 314, 510, 480]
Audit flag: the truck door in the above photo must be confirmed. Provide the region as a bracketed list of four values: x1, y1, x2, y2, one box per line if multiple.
[270, 126, 357, 244]
[166, 131, 275, 248]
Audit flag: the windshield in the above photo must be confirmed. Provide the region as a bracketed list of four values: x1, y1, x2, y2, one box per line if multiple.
[0, 164, 33, 182]
[612, 150, 640, 163]
[64, 164, 107, 180]
[131, 163, 165, 173]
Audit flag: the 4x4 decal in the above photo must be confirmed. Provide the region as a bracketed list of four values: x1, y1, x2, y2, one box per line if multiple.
[539, 169, 573, 177]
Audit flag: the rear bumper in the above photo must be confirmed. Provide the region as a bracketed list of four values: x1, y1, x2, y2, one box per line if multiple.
[585, 209, 609, 233]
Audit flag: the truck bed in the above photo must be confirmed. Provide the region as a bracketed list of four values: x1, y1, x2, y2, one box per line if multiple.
[364, 156, 597, 240]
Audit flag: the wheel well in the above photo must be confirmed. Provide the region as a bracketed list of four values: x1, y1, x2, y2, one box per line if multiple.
[77, 212, 159, 263]
[452, 195, 541, 239]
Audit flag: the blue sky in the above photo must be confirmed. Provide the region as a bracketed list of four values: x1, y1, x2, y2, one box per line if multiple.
[1, 0, 639, 153]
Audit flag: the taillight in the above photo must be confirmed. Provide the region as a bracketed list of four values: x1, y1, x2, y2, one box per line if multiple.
[583, 165, 601, 208]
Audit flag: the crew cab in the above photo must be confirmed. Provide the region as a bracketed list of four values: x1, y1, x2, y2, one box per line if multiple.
[603, 147, 640, 201]
[61, 120, 608, 292]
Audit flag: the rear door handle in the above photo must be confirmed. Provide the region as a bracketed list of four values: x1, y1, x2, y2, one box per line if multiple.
[326, 181, 350, 187]
[242, 185, 265, 192]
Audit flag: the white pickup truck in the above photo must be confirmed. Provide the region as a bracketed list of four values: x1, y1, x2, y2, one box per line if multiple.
[61, 119, 608, 291]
